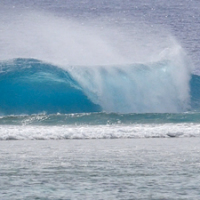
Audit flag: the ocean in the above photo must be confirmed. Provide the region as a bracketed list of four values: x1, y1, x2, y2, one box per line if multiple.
[1, 0, 200, 199]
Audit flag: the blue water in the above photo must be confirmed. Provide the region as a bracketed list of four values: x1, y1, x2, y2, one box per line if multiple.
[0, 58, 197, 115]
[0, 59, 101, 115]
[1, 0, 200, 199]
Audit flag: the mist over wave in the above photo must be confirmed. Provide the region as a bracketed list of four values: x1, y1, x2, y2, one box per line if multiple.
[0, 10, 193, 114]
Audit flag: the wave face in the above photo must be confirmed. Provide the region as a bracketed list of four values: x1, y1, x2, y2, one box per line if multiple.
[0, 59, 101, 115]
[190, 74, 200, 110]
[0, 57, 196, 115]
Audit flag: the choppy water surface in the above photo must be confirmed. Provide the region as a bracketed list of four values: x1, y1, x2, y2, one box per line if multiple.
[1, 138, 200, 200]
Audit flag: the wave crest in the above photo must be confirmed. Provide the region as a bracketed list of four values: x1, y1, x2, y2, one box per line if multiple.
[0, 57, 196, 114]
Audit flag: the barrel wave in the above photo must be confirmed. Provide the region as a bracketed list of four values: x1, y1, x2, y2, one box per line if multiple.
[0, 10, 195, 115]
[0, 57, 197, 115]
[0, 58, 101, 115]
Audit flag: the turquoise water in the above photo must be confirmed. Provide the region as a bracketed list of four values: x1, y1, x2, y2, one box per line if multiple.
[0, 58, 196, 115]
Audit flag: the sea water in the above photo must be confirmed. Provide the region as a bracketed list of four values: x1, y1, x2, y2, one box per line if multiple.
[1, 0, 200, 199]
[1, 139, 200, 199]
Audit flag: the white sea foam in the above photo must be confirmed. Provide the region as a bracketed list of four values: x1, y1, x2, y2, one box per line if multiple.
[0, 124, 200, 140]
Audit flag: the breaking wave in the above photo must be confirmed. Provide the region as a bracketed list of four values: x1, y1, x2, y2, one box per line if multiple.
[0, 57, 195, 115]
[0, 10, 195, 115]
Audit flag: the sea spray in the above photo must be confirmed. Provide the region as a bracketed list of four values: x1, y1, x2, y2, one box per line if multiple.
[0, 10, 193, 113]
[68, 39, 192, 113]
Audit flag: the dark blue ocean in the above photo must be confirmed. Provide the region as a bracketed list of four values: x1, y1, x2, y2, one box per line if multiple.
[1, 0, 200, 199]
